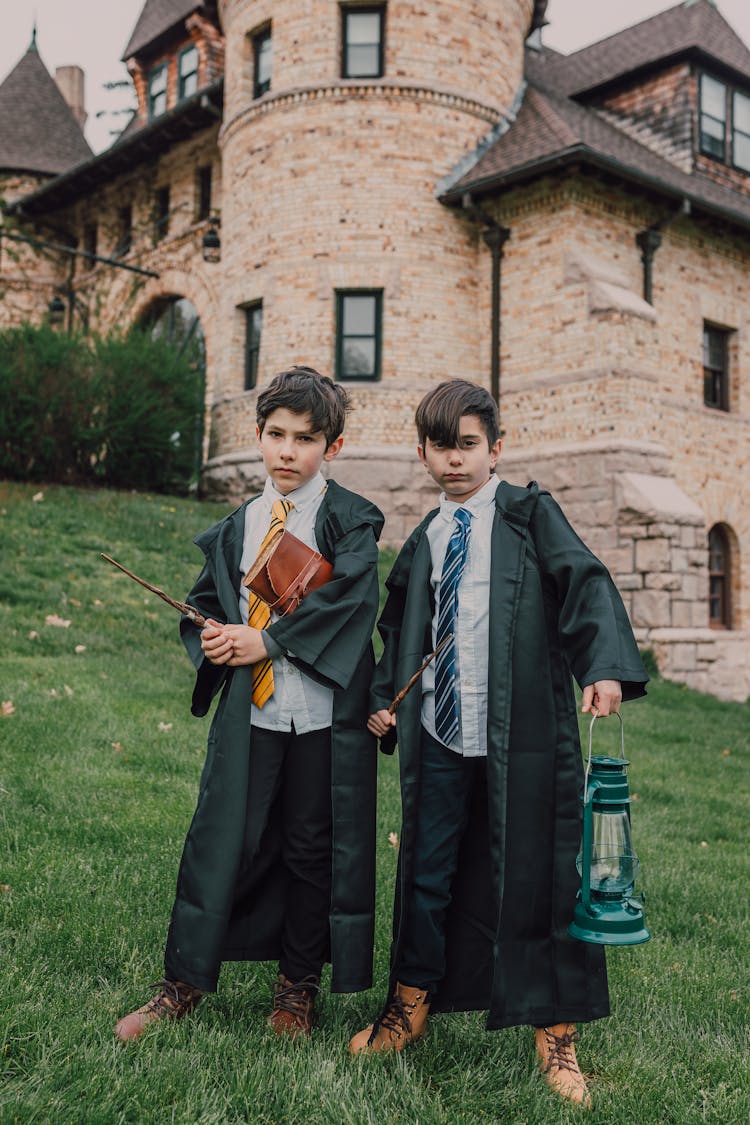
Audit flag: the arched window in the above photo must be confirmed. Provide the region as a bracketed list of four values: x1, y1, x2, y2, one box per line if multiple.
[708, 524, 732, 628]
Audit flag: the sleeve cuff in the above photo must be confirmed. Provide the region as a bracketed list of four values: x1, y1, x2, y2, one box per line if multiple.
[261, 630, 285, 659]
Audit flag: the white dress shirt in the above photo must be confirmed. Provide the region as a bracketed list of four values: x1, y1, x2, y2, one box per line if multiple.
[239, 472, 333, 733]
[421, 475, 498, 757]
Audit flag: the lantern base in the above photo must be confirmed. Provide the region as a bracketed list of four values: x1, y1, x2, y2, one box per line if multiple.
[568, 899, 651, 946]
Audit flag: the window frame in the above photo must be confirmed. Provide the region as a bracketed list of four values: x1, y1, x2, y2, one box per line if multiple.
[253, 26, 272, 99]
[178, 44, 199, 102]
[147, 62, 168, 119]
[243, 301, 263, 390]
[708, 524, 732, 628]
[153, 186, 170, 243]
[702, 323, 730, 412]
[115, 205, 133, 258]
[335, 289, 383, 381]
[341, 5, 386, 80]
[196, 164, 212, 221]
[731, 89, 750, 173]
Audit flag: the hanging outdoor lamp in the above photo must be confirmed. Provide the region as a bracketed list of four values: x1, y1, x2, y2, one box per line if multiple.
[568, 713, 651, 946]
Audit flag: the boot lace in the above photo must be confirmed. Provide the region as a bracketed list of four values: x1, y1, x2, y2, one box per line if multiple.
[368, 991, 422, 1044]
[541, 1026, 580, 1075]
[145, 978, 202, 1019]
[272, 975, 320, 1019]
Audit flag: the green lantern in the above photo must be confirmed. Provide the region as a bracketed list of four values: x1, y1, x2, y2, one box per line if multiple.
[568, 714, 651, 946]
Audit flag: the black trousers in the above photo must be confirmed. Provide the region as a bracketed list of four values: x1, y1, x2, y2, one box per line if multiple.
[236, 724, 333, 983]
[397, 726, 485, 992]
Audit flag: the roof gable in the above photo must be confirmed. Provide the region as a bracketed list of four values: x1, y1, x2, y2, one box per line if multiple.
[122, 0, 206, 60]
[534, 0, 750, 97]
[442, 79, 750, 233]
[0, 40, 92, 176]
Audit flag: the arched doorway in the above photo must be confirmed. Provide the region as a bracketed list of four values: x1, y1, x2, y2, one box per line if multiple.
[139, 296, 206, 478]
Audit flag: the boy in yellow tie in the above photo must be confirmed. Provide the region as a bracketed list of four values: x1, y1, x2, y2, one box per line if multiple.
[115, 366, 384, 1041]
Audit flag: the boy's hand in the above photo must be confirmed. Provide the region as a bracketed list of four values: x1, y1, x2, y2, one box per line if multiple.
[581, 680, 622, 717]
[368, 709, 396, 737]
[201, 620, 268, 666]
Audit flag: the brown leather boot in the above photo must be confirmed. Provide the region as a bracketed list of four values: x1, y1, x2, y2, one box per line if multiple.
[535, 1023, 592, 1108]
[114, 979, 203, 1042]
[349, 982, 430, 1054]
[267, 973, 319, 1040]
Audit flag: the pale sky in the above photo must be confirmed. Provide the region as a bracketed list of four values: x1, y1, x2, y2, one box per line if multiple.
[1, 0, 750, 153]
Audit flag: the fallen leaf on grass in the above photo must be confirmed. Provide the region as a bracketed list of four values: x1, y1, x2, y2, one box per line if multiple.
[721, 749, 731, 757]
[158, 721, 173, 732]
[32, 491, 44, 502]
[93, 599, 104, 607]
[28, 630, 39, 640]
[145, 611, 159, 621]
[729, 990, 739, 1001]
[388, 831, 399, 849]
[112, 742, 122, 752]
[68, 598, 81, 607]
[700, 841, 709, 848]
[0, 885, 10, 893]
[1, 701, 15, 717]
[45, 614, 71, 628]
[63, 685, 73, 697]
[74, 645, 87, 654]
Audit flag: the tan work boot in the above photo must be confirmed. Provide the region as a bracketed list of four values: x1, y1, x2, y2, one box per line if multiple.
[114, 979, 203, 1041]
[267, 973, 319, 1040]
[349, 982, 430, 1054]
[535, 1023, 592, 1108]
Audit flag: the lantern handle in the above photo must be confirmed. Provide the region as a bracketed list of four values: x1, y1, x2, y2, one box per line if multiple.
[584, 711, 625, 799]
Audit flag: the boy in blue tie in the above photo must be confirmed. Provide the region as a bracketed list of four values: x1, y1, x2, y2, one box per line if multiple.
[350, 380, 647, 1107]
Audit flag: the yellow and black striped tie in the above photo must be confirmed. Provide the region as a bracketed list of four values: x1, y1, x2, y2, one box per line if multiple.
[247, 498, 294, 707]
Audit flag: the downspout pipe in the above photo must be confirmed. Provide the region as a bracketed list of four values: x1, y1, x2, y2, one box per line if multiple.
[635, 197, 690, 304]
[461, 193, 511, 423]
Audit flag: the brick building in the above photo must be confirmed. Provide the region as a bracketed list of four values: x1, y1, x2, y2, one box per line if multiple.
[0, 0, 748, 699]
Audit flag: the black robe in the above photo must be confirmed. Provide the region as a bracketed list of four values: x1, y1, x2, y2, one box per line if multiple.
[164, 480, 384, 994]
[371, 481, 648, 1029]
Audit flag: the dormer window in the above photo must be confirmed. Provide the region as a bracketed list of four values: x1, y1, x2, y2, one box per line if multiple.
[342, 6, 385, 79]
[178, 45, 199, 101]
[148, 63, 168, 118]
[732, 90, 750, 172]
[699, 73, 750, 173]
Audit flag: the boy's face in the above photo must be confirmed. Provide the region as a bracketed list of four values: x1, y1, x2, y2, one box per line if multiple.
[418, 413, 501, 503]
[256, 408, 343, 495]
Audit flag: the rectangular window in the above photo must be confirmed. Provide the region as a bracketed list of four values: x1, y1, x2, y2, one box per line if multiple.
[178, 45, 199, 101]
[699, 74, 727, 159]
[703, 324, 730, 411]
[732, 90, 750, 172]
[342, 6, 385, 79]
[153, 186, 170, 243]
[336, 290, 382, 380]
[196, 164, 212, 221]
[115, 205, 132, 257]
[148, 63, 168, 119]
[253, 27, 272, 98]
[83, 223, 97, 269]
[244, 302, 263, 390]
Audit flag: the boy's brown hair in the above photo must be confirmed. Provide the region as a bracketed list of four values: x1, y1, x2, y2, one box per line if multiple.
[415, 379, 500, 448]
[256, 366, 351, 448]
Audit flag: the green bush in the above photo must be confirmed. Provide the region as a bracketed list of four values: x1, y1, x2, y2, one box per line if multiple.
[0, 323, 203, 491]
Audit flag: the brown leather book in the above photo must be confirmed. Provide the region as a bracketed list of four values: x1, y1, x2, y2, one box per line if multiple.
[242, 528, 333, 617]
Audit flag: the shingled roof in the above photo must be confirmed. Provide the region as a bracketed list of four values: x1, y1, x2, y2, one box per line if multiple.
[527, 0, 750, 97]
[0, 37, 92, 176]
[122, 0, 205, 60]
[441, 79, 750, 233]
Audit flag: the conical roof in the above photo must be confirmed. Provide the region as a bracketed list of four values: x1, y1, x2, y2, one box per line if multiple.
[0, 35, 92, 176]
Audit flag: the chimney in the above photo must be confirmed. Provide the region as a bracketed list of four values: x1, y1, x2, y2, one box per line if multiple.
[55, 65, 87, 130]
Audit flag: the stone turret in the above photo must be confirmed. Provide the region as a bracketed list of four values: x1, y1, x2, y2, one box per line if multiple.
[208, 2, 538, 524]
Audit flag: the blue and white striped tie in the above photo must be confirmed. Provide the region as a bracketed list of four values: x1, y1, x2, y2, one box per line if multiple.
[434, 507, 472, 746]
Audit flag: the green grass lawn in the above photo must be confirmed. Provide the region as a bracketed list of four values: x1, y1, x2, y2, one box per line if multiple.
[1, 480, 748, 1124]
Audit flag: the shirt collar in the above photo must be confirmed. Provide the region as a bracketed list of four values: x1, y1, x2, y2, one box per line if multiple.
[262, 471, 327, 513]
[438, 474, 499, 522]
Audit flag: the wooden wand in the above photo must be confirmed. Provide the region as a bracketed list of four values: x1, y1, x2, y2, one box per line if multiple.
[100, 553, 207, 628]
[388, 633, 452, 714]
